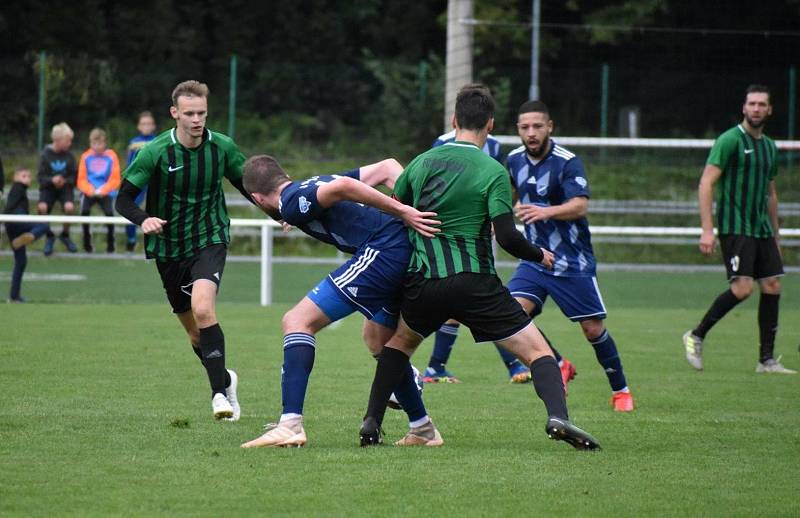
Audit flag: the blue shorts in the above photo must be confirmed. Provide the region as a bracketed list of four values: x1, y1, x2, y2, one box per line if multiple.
[507, 263, 607, 321]
[307, 243, 410, 329]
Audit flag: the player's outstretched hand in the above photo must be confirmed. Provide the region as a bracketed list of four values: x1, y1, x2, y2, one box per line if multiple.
[401, 208, 441, 238]
[515, 203, 550, 224]
[539, 248, 555, 269]
[698, 229, 716, 256]
[142, 217, 167, 235]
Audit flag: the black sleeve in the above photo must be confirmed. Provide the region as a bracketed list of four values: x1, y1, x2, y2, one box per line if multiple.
[5, 183, 25, 213]
[491, 212, 544, 263]
[228, 176, 256, 206]
[115, 179, 149, 226]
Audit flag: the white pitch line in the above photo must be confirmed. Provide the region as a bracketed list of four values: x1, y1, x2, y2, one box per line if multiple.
[0, 273, 87, 282]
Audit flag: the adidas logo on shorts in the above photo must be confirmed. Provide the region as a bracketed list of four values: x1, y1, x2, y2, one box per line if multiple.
[347, 286, 359, 297]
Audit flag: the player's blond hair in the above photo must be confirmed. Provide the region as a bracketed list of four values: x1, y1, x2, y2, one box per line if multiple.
[51, 122, 74, 140]
[89, 127, 106, 142]
[171, 80, 209, 106]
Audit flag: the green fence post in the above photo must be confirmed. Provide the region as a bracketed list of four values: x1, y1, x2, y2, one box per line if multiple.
[600, 63, 609, 160]
[418, 60, 428, 103]
[37, 51, 46, 151]
[788, 66, 796, 172]
[228, 55, 238, 139]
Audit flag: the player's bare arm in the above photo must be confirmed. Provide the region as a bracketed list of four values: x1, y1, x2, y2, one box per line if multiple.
[316, 176, 441, 238]
[515, 196, 588, 224]
[767, 180, 781, 253]
[358, 158, 404, 189]
[698, 164, 722, 256]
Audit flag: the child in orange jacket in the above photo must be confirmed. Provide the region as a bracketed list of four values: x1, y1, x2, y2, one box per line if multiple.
[77, 128, 121, 252]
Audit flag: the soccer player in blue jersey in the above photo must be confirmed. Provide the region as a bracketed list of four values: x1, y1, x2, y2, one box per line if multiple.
[240, 155, 445, 447]
[124, 112, 157, 252]
[425, 131, 576, 387]
[506, 100, 633, 412]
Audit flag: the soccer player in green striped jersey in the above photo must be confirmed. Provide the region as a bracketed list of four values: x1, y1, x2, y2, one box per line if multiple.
[683, 84, 795, 374]
[359, 84, 601, 450]
[116, 80, 255, 420]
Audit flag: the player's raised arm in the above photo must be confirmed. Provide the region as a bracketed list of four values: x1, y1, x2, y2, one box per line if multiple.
[316, 176, 440, 238]
[357, 158, 404, 189]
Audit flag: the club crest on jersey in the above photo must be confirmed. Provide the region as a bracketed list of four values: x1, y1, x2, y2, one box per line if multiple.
[299, 196, 311, 213]
[575, 177, 588, 188]
[536, 171, 550, 196]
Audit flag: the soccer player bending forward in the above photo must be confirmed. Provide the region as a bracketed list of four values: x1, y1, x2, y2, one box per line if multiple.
[359, 84, 601, 450]
[240, 155, 445, 447]
[116, 80, 253, 420]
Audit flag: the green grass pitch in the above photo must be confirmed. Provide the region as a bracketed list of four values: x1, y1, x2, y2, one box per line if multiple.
[1, 256, 798, 516]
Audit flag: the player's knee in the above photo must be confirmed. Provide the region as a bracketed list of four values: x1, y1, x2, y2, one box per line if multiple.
[581, 319, 604, 340]
[281, 308, 310, 334]
[191, 302, 216, 327]
[760, 277, 781, 294]
[731, 279, 754, 299]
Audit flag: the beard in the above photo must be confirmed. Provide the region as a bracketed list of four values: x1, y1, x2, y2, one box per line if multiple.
[745, 114, 765, 129]
[526, 135, 550, 158]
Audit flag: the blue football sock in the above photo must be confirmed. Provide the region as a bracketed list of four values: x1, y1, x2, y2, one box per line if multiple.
[428, 323, 459, 371]
[589, 330, 627, 392]
[392, 363, 427, 423]
[495, 344, 522, 370]
[281, 333, 316, 415]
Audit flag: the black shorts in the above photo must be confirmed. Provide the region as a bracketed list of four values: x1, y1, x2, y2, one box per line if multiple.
[80, 194, 114, 216]
[39, 185, 75, 210]
[155, 244, 227, 314]
[400, 272, 532, 343]
[720, 234, 784, 281]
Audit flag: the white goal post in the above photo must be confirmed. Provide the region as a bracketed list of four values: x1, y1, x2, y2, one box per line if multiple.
[2, 214, 798, 306]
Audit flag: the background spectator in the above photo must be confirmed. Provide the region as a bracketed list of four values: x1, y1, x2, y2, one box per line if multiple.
[38, 122, 78, 256]
[124, 111, 157, 252]
[77, 128, 121, 253]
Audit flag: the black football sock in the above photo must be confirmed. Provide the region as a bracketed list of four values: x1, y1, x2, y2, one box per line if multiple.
[530, 356, 568, 420]
[758, 293, 780, 363]
[693, 289, 742, 339]
[199, 323, 228, 396]
[191, 344, 204, 363]
[365, 346, 410, 426]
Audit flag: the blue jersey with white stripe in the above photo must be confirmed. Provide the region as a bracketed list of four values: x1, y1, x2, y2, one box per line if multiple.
[433, 130, 504, 163]
[278, 170, 409, 254]
[506, 141, 595, 277]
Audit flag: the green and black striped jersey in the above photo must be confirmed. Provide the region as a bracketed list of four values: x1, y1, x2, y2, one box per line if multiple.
[122, 128, 245, 260]
[393, 141, 513, 278]
[707, 125, 778, 237]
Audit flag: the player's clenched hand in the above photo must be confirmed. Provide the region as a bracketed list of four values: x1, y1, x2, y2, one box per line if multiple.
[515, 203, 550, 224]
[539, 248, 555, 269]
[699, 230, 716, 256]
[401, 207, 441, 238]
[141, 217, 167, 235]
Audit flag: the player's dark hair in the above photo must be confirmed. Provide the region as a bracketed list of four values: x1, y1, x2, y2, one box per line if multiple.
[745, 84, 770, 102]
[454, 84, 495, 130]
[171, 80, 209, 106]
[243, 155, 291, 195]
[518, 100, 550, 118]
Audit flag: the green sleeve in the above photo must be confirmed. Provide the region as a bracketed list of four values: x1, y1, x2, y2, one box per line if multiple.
[769, 142, 779, 180]
[224, 140, 245, 181]
[393, 163, 414, 205]
[706, 132, 738, 170]
[486, 166, 513, 219]
[122, 144, 155, 189]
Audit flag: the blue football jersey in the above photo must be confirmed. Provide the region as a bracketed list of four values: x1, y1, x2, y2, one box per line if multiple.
[279, 170, 408, 254]
[433, 130, 503, 163]
[506, 142, 595, 277]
